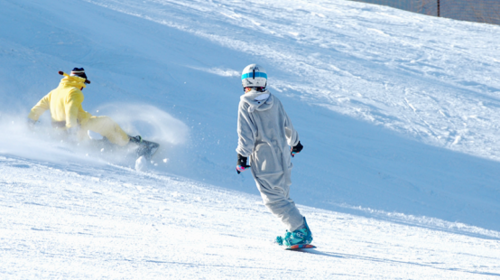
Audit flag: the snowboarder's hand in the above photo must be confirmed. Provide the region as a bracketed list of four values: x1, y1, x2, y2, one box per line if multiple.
[27, 118, 37, 130]
[236, 154, 251, 174]
[291, 141, 303, 157]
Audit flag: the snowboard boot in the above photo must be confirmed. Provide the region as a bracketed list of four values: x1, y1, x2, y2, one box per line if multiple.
[276, 217, 313, 247]
[129, 135, 143, 144]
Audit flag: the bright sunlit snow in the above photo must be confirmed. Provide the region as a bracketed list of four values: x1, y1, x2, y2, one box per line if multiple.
[1, 0, 500, 279]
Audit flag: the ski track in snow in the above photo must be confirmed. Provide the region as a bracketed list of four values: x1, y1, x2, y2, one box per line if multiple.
[83, 0, 500, 162]
[1, 155, 500, 279]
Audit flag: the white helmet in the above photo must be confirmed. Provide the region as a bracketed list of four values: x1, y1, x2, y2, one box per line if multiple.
[241, 64, 267, 88]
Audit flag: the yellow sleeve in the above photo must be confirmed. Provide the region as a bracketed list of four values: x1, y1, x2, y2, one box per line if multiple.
[28, 93, 51, 121]
[65, 89, 84, 128]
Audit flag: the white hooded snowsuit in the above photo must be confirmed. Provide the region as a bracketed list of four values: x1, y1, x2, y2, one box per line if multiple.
[236, 89, 304, 232]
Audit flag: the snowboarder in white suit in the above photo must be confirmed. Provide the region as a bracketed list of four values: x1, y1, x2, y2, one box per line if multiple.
[235, 64, 313, 247]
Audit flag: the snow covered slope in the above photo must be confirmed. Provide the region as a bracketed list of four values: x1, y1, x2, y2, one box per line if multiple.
[2, 155, 499, 279]
[1, 0, 500, 278]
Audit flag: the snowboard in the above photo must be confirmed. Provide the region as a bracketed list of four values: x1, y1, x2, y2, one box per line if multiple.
[283, 244, 316, 250]
[134, 140, 160, 171]
[136, 139, 160, 160]
[88, 138, 160, 171]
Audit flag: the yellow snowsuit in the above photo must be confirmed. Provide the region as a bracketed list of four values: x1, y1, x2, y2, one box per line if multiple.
[28, 75, 130, 146]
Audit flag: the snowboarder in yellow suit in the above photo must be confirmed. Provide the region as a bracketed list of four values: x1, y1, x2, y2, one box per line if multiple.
[28, 67, 145, 148]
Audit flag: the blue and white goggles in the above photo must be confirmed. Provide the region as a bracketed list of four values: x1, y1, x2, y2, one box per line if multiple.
[241, 72, 267, 80]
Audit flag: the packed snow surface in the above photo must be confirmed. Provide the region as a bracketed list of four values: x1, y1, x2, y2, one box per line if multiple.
[1, 0, 500, 278]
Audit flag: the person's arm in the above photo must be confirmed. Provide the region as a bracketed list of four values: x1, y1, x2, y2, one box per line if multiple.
[236, 102, 257, 157]
[28, 93, 51, 122]
[280, 102, 303, 157]
[281, 103, 299, 148]
[235, 102, 256, 174]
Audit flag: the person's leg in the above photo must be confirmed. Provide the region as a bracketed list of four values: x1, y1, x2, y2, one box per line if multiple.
[81, 116, 130, 146]
[253, 172, 304, 232]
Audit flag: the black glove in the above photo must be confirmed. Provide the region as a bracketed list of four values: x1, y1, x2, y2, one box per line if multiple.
[291, 141, 303, 157]
[236, 154, 251, 174]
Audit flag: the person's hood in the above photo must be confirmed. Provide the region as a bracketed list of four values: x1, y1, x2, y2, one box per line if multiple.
[240, 89, 274, 113]
[58, 75, 87, 89]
